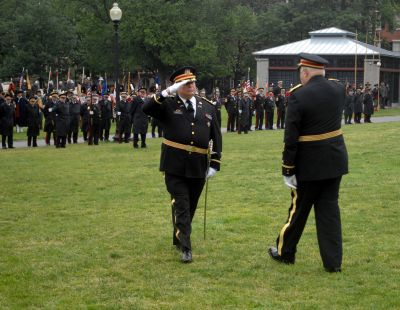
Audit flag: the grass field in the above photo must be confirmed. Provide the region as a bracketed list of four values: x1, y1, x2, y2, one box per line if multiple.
[1, 121, 400, 309]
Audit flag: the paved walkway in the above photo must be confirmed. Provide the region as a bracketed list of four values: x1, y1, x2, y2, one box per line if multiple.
[7, 115, 400, 149]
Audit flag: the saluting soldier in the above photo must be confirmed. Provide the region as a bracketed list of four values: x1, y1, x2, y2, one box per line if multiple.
[363, 87, 374, 123]
[80, 95, 90, 141]
[142, 66, 222, 263]
[99, 93, 113, 142]
[26, 96, 42, 147]
[68, 93, 81, 144]
[264, 91, 275, 130]
[344, 88, 354, 124]
[43, 91, 58, 146]
[276, 88, 287, 129]
[238, 91, 250, 134]
[353, 88, 363, 123]
[254, 87, 265, 130]
[115, 92, 133, 143]
[268, 53, 348, 273]
[225, 88, 237, 132]
[131, 87, 149, 148]
[87, 94, 101, 145]
[53, 91, 70, 148]
[0, 93, 16, 149]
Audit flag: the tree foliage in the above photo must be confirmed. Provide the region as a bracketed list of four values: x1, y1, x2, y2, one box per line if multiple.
[0, 0, 398, 87]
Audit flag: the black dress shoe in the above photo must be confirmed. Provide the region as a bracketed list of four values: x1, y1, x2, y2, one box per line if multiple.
[325, 267, 341, 273]
[181, 250, 192, 263]
[268, 246, 295, 264]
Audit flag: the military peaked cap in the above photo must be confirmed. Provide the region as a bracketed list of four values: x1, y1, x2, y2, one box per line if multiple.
[298, 53, 329, 69]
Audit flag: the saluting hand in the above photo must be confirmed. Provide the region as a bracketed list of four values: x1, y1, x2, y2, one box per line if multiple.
[161, 80, 190, 97]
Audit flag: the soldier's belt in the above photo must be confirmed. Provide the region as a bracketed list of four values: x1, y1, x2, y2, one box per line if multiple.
[163, 139, 208, 154]
[298, 129, 343, 142]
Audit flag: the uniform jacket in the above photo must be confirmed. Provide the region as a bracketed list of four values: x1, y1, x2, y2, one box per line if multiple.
[43, 99, 57, 132]
[131, 96, 149, 134]
[363, 93, 374, 115]
[344, 95, 354, 114]
[80, 103, 90, 131]
[0, 102, 15, 135]
[254, 94, 265, 113]
[53, 101, 70, 136]
[282, 75, 348, 181]
[116, 100, 133, 133]
[69, 100, 81, 132]
[238, 97, 251, 125]
[225, 95, 237, 114]
[275, 94, 286, 112]
[143, 94, 222, 178]
[353, 93, 363, 114]
[264, 96, 275, 112]
[26, 104, 41, 136]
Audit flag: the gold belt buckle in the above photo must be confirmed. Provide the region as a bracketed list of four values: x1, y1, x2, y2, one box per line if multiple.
[186, 145, 196, 152]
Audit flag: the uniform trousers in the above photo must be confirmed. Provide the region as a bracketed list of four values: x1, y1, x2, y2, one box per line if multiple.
[276, 177, 343, 268]
[255, 111, 264, 130]
[165, 173, 205, 251]
[227, 112, 236, 131]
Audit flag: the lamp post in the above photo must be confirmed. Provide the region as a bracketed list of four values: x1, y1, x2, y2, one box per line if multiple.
[110, 2, 122, 106]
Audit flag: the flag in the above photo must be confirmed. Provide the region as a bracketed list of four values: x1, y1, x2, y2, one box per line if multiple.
[127, 72, 131, 93]
[102, 73, 108, 95]
[47, 67, 52, 93]
[155, 72, 160, 89]
[26, 70, 32, 90]
[56, 70, 59, 91]
[19, 68, 24, 90]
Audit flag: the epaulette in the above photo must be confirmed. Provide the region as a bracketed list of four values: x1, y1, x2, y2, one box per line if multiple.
[289, 84, 302, 93]
[197, 95, 216, 105]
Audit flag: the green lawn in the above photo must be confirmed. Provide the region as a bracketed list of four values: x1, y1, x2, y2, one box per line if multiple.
[1, 122, 399, 309]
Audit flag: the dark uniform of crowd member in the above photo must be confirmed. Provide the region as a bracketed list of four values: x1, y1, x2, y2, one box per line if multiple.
[254, 88, 265, 130]
[43, 91, 58, 146]
[273, 81, 283, 102]
[0, 93, 16, 149]
[264, 92, 275, 130]
[87, 94, 101, 145]
[68, 94, 81, 144]
[131, 87, 149, 148]
[148, 87, 164, 138]
[26, 96, 42, 147]
[15, 90, 28, 133]
[211, 89, 222, 129]
[344, 89, 354, 124]
[276, 89, 287, 129]
[363, 87, 374, 123]
[353, 88, 363, 123]
[116, 92, 132, 143]
[80, 95, 90, 141]
[142, 66, 222, 263]
[53, 92, 70, 148]
[268, 53, 348, 273]
[238, 91, 251, 134]
[225, 88, 238, 132]
[99, 93, 113, 141]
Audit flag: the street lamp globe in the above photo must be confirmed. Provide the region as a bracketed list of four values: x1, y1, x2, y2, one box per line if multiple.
[110, 3, 122, 22]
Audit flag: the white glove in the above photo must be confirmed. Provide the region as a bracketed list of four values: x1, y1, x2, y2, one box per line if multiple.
[206, 167, 217, 179]
[89, 111, 94, 115]
[283, 175, 297, 189]
[239, 109, 242, 114]
[48, 108, 53, 112]
[117, 111, 121, 115]
[161, 80, 190, 97]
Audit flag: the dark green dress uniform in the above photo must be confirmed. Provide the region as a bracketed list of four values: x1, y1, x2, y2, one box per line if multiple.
[143, 91, 222, 255]
[271, 53, 348, 272]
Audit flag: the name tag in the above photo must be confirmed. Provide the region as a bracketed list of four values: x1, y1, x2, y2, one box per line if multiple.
[205, 113, 212, 120]
[173, 109, 183, 115]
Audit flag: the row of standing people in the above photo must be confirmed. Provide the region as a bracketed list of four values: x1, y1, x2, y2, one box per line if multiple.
[225, 83, 287, 133]
[343, 87, 375, 124]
